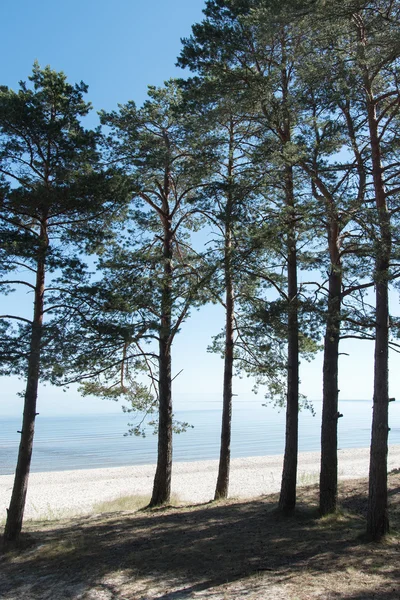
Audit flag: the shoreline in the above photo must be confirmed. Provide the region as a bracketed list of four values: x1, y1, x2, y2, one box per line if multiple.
[1, 445, 399, 521]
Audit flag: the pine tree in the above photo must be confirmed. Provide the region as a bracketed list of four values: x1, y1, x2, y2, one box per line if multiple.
[179, 81, 272, 499]
[296, 90, 370, 514]
[309, 0, 400, 538]
[98, 82, 213, 506]
[351, 2, 400, 540]
[0, 64, 122, 545]
[179, 0, 315, 513]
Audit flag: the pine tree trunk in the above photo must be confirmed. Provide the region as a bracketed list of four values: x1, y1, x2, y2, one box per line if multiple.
[150, 200, 173, 507]
[279, 165, 299, 513]
[352, 12, 391, 540]
[215, 122, 235, 501]
[215, 226, 234, 500]
[3, 227, 47, 546]
[366, 98, 390, 541]
[368, 266, 390, 539]
[299, 165, 343, 516]
[150, 334, 173, 507]
[320, 247, 341, 515]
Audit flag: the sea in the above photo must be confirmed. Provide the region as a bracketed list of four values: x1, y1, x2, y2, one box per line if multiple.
[1, 399, 400, 476]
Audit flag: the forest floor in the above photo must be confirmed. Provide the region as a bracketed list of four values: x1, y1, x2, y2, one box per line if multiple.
[1, 471, 400, 600]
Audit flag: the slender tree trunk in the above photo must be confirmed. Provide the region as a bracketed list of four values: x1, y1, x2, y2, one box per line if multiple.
[299, 161, 344, 515]
[150, 332, 173, 507]
[368, 255, 390, 539]
[352, 12, 391, 540]
[366, 96, 391, 541]
[215, 121, 235, 500]
[150, 193, 174, 507]
[215, 224, 234, 500]
[279, 164, 299, 513]
[320, 227, 341, 515]
[277, 44, 300, 512]
[3, 224, 47, 546]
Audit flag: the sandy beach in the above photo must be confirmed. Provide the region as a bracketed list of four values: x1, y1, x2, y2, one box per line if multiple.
[1, 445, 399, 521]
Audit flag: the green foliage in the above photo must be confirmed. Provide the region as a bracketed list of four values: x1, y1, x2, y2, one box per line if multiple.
[0, 63, 127, 382]
[2, 2, 400, 458]
[58, 81, 218, 428]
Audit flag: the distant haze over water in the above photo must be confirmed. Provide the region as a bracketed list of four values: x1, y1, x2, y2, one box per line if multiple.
[1, 400, 399, 475]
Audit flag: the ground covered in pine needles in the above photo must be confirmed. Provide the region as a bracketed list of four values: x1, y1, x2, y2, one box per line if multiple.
[1, 471, 400, 600]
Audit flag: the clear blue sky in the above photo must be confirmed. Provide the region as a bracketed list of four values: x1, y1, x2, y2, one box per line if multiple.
[1, 0, 205, 111]
[0, 0, 399, 416]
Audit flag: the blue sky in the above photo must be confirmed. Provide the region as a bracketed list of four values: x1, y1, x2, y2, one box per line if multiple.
[0, 0, 399, 416]
[1, 0, 205, 112]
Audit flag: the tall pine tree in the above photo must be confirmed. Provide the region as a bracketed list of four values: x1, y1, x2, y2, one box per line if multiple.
[0, 64, 122, 545]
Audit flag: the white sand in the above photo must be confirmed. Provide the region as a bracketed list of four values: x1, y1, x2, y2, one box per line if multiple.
[1, 445, 399, 521]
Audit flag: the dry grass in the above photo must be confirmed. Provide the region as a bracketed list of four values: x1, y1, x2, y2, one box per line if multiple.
[92, 493, 152, 514]
[1, 471, 400, 599]
[92, 492, 181, 515]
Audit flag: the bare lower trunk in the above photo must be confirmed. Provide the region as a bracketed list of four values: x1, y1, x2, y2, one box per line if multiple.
[215, 236, 234, 500]
[279, 280, 299, 512]
[150, 200, 173, 507]
[362, 64, 391, 540]
[215, 122, 235, 501]
[320, 263, 341, 515]
[278, 49, 299, 512]
[367, 129, 390, 539]
[367, 266, 390, 539]
[279, 165, 299, 513]
[150, 336, 173, 507]
[3, 234, 46, 545]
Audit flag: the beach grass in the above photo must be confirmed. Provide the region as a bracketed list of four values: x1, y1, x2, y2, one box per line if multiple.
[92, 492, 181, 514]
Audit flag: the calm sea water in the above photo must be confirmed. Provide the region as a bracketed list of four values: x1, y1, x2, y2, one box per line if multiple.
[1, 400, 400, 475]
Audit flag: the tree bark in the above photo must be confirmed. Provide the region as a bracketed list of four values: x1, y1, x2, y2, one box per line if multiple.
[215, 229, 234, 499]
[368, 255, 390, 540]
[214, 274, 234, 500]
[351, 14, 392, 539]
[299, 162, 343, 516]
[277, 40, 300, 513]
[150, 165, 174, 507]
[3, 222, 47, 546]
[150, 329, 173, 507]
[320, 226, 341, 515]
[215, 120, 235, 501]
[279, 164, 299, 513]
[366, 94, 391, 541]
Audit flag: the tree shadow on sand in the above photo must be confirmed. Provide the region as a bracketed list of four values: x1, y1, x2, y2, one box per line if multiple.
[1, 473, 399, 599]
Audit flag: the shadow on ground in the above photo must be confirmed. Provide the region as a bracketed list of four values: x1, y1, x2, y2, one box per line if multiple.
[1, 473, 399, 599]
